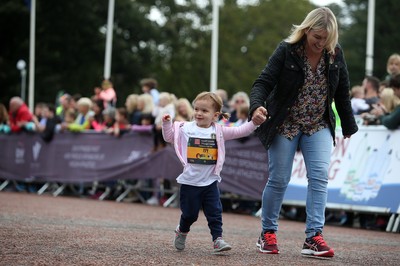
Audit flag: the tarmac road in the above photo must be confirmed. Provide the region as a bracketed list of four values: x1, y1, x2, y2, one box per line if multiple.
[0, 192, 399, 265]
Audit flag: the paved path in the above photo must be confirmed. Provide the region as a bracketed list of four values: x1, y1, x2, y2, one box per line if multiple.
[0, 192, 399, 265]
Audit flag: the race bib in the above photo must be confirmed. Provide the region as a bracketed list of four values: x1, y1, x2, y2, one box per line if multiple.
[187, 137, 218, 164]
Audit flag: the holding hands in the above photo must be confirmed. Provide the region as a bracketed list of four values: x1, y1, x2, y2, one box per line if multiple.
[252, 106, 268, 126]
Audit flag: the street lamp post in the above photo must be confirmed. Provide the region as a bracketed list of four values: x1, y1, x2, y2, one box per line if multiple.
[16, 60, 27, 102]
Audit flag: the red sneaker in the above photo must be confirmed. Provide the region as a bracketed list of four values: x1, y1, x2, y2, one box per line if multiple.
[301, 232, 334, 257]
[256, 231, 279, 254]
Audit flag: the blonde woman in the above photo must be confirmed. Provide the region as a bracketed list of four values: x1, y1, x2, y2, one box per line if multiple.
[175, 98, 194, 122]
[137, 93, 155, 115]
[125, 94, 141, 125]
[249, 7, 358, 257]
[385, 53, 400, 81]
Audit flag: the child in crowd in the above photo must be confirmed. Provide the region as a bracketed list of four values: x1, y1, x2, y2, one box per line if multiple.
[106, 107, 130, 137]
[153, 92, 175, 151]
[89, 100, 105, 130]
[350, 85, 370, 114]
[162, 91, 266, 254]
[234, 105, 249, 126]
[131, 113, 153, 133]
[125, 94, 141, 125]
[174, 98, 194, 122]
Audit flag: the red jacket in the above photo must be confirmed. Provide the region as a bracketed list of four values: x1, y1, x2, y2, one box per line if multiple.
[9, 103, 33, 132]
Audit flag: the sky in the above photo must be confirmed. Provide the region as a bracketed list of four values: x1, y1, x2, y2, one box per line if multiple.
[310, 0, 344, 6]
[149, 0, 345, 24]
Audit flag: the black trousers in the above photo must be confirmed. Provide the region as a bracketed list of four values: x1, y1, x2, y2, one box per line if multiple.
[179, 181, 223, 241]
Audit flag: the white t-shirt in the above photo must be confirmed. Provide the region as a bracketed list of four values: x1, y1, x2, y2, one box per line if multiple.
[351, 98, 370, 114]
[176, 121, 221, 187]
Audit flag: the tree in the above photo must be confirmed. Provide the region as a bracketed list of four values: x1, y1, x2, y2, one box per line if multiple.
[0, 0, 161, 106]
[217, 0, 313, 97]
[339, 0, 400, 86]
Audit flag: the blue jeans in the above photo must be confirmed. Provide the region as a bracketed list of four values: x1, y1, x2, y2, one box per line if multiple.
[261, 128, 332, 238]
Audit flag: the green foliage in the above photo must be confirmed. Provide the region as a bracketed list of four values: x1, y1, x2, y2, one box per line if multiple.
[218, 0, 313, 97]
[339, 0, 400, 86]
[1, 0, 399, 107]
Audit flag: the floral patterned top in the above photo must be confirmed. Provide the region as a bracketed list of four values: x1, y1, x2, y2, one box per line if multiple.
[278, 45, 329, 139]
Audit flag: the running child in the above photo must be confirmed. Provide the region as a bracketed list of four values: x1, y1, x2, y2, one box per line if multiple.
[162, 91, 266, 254]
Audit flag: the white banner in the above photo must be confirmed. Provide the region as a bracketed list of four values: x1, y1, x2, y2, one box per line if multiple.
[286, 125, 400, 213]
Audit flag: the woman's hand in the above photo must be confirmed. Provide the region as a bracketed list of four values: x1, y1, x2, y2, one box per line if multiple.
[252, 106, 268, 126]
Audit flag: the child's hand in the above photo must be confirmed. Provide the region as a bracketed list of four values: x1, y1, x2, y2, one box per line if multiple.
[252, 107, 267, 125]
[162, 114, 171, 122]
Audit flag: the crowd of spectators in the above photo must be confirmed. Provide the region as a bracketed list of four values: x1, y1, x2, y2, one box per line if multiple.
[1, 53, 400, 230]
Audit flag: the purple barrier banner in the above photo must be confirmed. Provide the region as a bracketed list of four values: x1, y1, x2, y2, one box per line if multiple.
[0, 132, 267, 199]
[1, 127, 399, 213]
[221, 137, 268, 199]
[0, 132, 183, 183]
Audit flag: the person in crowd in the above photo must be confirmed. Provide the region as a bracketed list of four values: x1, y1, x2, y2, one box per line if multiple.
[174, 98, 194, 122]
[362, 76, 380, 109]
[162, 91, 265, 254]
[228, 91, 250, 123]
[98, 79, 117, 108]
[63, 108, 77, 124]
[153, 92, 175, 151]
[361, 87, 400, 125]
[34, 102, 46, 123]
[91, 86, 102, 102]
[350, 85, 369, 114]
[71, 93, 82, 110]
[61, 97, 94, 132]
[215, 89, 230, 114]
[234, 105, 249, 126]
[9, 96, 35, 133]
[89, 99, 105, 131]
[56, 93, 74, 121]
[137, 93, 155, 118]
[125, 94, 141, 125]
[140, 78, 160, 106]
[378, 87, 400, 114]
[384, 53, 400, 82]
[379, 80, 389, 94]
[131, 113, 153, 133]
[106, 107, 130, 137]
[249, 7, 358, 257]
[101, 107, 116, 131]
[33, 104, 60, 142]
[0, 103, 11, 134]
[370, 74, 400, 129]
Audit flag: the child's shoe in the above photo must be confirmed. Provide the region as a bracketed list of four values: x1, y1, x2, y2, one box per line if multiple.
[213, 237, 232, 253]
[174, 225, 187, 251]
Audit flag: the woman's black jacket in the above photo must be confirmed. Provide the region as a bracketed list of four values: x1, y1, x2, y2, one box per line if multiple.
[249, 41, 358, 150]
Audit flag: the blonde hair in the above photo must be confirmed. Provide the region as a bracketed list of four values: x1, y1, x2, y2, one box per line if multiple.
[193, 92, 230, 119]
[76, 97, 92, 108]
[159, 92, 172, 104]
[380, 88, 400, 113]
[175, 98, 194, 121]
[125, 94, 139, 113]
[138, 93, 154, 114]
[386, 53, 400, 75]
[285, 7, 338, 54]
[351, 85, 364, 98]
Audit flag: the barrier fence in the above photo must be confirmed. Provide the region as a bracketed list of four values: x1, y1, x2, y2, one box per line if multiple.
[1, 126, 399, 218]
